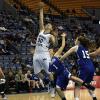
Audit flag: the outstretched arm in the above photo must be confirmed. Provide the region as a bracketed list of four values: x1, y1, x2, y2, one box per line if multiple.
[54, 33, 66, 57]
[60, 45, 78, 61]
[39, 2, 44, 31]
[89, 47, 100, 57]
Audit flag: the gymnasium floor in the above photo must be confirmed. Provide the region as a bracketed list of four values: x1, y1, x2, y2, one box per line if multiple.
[3, 89, 100, 100]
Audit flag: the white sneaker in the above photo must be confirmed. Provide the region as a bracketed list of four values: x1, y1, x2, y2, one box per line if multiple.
[50, 88, 56, 98]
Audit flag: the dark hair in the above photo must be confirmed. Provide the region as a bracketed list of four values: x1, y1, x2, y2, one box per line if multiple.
[78, 36, 90, 49]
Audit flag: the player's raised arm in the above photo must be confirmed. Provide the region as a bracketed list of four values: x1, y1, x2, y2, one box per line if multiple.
[39, 2, 44, 31]
[54, 33, 66, 57]
[89, 47, 100, 57]
[60, 45, 78, 61]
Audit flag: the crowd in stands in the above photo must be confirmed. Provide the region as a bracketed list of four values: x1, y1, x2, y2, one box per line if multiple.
[0, 8, 100, 94]
[5, 69, 47, 94]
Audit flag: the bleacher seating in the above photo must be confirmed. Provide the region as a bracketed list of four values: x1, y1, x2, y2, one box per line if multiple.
[19, 0, 57, 14]
[50, 0, 100, 17]
[15, 0, 100, 17]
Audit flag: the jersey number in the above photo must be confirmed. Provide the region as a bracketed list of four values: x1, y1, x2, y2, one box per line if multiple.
[38, 37, 43, 43]
[82, 50, 90, 59]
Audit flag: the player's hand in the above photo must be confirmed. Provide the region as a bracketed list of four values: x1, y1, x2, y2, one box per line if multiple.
[61, 32, 66, 37]
[39, 2, 44, 9]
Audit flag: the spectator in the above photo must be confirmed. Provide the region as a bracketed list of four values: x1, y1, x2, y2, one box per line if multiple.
[12, 55, 22, 70]
[0, 37, 9, 55]
[13, 61, 22, 70]
[5, 38, 19, 54]
[14, 33, 23, 44]
[31, 73, 45, 90]
[25, 70, 32, 87]
[6, 71, 15, 93]
[15, 70, 29, 93]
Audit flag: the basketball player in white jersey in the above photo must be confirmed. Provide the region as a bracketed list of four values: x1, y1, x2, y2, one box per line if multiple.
[33, 2, 57, 97]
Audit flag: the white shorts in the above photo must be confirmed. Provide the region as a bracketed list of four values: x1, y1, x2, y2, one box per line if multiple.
[33, 52, 51, 74]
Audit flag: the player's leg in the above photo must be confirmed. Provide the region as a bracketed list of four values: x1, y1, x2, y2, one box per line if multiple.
[56, 87, 66, 100]
[73, 69, 96, 100]
[70, 76, 95, 91]
[47, 72, 56, 97]
[33, 54, 44, 79]
[74, 83, 80, 100]
[74, 69, 86, 100]
[72, 76, 95, 100]
[0, 68, 7, 100]
[33, 53, 55, 97]
[63, 69, 80, 100]
[89, 90, 97, 100]
[33, 54, 47, 91]
[43, 54, 56, 97]
[86, 72, 97, 100]
[74, 70, 86, 100]
[56, 74, 68, 100]
[33, 54, 42, 74]
[0, 80, 6, 99]
[88, 90, 97, 100]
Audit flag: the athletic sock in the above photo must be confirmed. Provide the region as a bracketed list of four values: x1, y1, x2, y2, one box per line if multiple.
[82, 82, 95, 91]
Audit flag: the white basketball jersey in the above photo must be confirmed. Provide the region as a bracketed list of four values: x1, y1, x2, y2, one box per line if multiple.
[35, 30, 51, 52]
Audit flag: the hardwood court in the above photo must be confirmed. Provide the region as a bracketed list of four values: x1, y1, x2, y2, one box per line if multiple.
[2, 89, 100, 100]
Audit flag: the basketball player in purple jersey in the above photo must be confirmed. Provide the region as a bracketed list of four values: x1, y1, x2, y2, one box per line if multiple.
[49, 34, 95, 100]
[60, 36, 97, 100]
